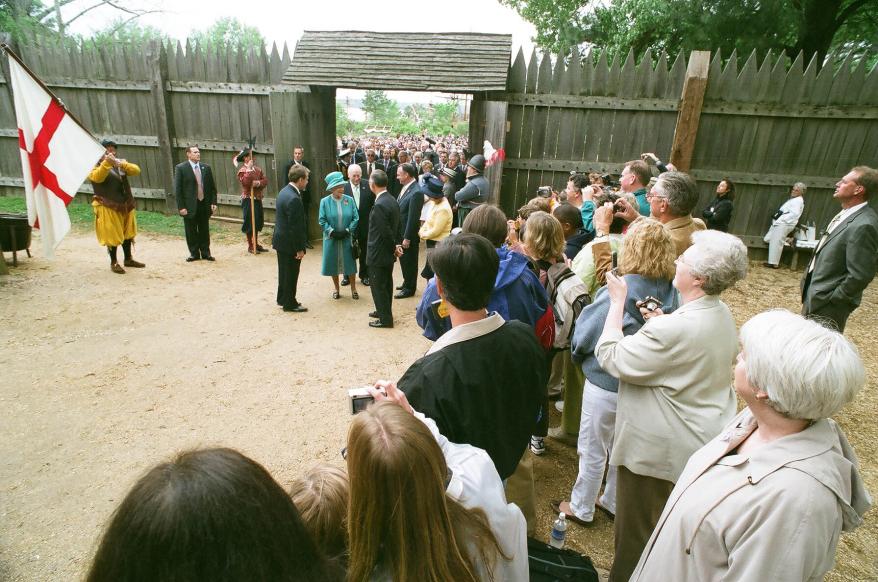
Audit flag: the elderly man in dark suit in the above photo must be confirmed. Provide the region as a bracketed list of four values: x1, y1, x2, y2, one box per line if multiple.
[175, 145, 218, 261]
[366, 169, 401, 328]
[395, 163, 424, 299]
[341, 164, 374, 288]
[380, 149, 398, 198]
[802, 165, 878, 332]
[272, 164, 310, 313]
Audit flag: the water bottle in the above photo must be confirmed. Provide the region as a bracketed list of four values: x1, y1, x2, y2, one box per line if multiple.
[549, 512, 567, 549]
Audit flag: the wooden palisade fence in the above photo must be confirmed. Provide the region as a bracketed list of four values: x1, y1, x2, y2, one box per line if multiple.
[0, 33, 318, 223]
[0, 33, 876, 249]
[484, 47, 878, 247]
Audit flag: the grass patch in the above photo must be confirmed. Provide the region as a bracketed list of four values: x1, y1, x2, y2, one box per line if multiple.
[0, 196, 245, 242]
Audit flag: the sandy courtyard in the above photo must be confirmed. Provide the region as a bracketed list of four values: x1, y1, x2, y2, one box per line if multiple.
[1, 227, 876, 581]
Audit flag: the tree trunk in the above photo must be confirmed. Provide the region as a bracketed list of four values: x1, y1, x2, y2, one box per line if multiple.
[795, 0, 845, 65]
[54, 0, 64, 37]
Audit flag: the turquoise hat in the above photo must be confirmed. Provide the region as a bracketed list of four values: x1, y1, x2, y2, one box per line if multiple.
[325, 171, 347, 192]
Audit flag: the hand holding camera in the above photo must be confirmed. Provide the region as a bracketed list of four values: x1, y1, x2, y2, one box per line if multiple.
[636, 295, 665, 320]
[347, 381, 413, 415]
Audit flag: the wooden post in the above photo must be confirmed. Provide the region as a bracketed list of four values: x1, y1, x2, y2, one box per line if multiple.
[482, 101, 508, 206]
[669, 50, 710, 173]
[147, 41, 177, 214]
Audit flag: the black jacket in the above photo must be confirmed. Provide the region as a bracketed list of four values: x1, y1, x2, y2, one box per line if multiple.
[174, 161, 217, 216]
[397, 180, 424, 242]
[701, 196, 733, 232]
[272, 184, 307, 255]
[366, 191, 401, 267]
[400, 320, 547, 479]
[343, 181, 374, 239]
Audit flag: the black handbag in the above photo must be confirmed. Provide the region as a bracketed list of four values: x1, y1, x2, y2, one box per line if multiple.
[527, 537, 599, 581]
[351, 236, 360, 260]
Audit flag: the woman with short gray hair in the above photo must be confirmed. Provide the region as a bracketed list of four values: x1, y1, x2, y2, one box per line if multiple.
[631, 309, 870, 581]
[594, 229, 748, 581]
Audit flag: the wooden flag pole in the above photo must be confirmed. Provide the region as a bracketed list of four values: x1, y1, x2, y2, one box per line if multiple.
[249, 182, 257, 253]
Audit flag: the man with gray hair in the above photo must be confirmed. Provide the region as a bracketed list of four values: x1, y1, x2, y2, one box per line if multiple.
[645, 171, 705, 256]
[763, 182, 806, 268]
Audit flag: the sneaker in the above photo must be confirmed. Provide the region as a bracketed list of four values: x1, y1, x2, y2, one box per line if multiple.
[530, 436, 546, 456]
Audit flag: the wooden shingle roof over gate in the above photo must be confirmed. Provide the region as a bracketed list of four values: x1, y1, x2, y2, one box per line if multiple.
[283, 31, 512, 92]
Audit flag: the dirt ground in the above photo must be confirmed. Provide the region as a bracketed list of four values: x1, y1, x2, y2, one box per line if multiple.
[1, 225, 876, 581]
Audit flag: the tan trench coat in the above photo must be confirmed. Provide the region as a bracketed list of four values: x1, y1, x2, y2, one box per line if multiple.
[631, 408, 871, 581]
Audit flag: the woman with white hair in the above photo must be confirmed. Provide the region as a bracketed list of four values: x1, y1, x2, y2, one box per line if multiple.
[597, 229, 749, 582]
[631, 310, 870, 581]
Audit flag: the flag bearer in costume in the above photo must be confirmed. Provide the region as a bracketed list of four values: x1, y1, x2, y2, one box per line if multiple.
[235, 146, 268, 253]
[88, 139, 144, 274]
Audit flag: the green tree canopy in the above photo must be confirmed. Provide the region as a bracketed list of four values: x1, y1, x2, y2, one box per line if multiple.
[501, 0, 878, 64]
[190, 16, 265, 51]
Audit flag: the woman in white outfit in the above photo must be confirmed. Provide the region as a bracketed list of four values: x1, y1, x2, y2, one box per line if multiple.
[631, 310, 870, 582]
[346, 383, 528, 582]
[763, 182, 806, 267]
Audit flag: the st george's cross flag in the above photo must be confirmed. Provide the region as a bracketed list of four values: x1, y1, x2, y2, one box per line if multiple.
[7, 49, 105, 257]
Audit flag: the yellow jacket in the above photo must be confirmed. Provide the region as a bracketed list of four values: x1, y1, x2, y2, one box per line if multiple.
[88, 158, 141, 183]
[419, 199, 453, 241]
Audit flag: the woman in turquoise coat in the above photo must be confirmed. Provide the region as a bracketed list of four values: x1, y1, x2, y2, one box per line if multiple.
[319, 172, 360, 299]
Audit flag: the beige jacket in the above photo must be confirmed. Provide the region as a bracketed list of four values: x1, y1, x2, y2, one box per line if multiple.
[631, 408, 871, 582]
[665, 215, 706, 256]
[596, 295, 737, 482]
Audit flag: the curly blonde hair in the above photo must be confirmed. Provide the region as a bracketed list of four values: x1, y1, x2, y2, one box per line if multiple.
[619, 218, 676, 280]
[522, 211, 565, 262]
[289, 463, 349, 561]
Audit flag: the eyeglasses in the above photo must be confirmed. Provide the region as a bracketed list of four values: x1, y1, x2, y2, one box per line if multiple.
[675, 254, 693, 268]
[646, 191, 667, 200]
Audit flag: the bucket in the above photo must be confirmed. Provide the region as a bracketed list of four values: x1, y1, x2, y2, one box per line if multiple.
[0, 213, 32, 252]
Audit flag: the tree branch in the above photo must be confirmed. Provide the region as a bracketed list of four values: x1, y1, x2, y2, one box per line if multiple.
[835, 0, 873, 27]
[104, 10, 160, 35]
[61, 0, 112, 27]
[35, 0, 80, 22]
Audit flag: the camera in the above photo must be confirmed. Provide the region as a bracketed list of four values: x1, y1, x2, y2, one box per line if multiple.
[537, 186, 553, 197]
[348, 387, 376, 414]
[638, 295, 664, 313]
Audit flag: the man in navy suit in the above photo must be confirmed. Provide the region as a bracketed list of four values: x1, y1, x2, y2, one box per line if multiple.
[272, 164, 309, 313]
[395, 163, 424, 298]
[342, 164, 374, 287]
[366, 169, 401, 328]
[802, 166, 878, 332]
[174, 146, 218, 261]
[281, 146, 313, 248]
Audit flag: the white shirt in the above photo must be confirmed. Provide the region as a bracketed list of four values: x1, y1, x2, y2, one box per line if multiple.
[827, 201, 868, 235]
[772, 196, 804, 226]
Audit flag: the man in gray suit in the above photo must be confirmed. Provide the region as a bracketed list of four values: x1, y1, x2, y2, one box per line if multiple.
[802, 166, 878, 332]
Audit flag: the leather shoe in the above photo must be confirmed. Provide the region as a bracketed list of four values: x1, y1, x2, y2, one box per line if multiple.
[361, 277, 370, 286]
[341, 277, 350, 286]
[394, 290, 414, 299]
[124, 258, 145, 268]
[369, 319, 393, 328]
[305, 241, 314, 249]
[368, 311, 378, 318]
[203, 255, 216, 262]
[762, 262, 779, 269]
[110, 262, 126, 274]
[283, 305, 308, 313]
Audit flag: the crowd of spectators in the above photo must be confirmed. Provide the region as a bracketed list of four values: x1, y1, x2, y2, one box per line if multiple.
[83, 145, 873, 581]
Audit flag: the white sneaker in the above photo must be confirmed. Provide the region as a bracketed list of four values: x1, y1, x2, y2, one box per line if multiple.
[530, 436, 546, 456]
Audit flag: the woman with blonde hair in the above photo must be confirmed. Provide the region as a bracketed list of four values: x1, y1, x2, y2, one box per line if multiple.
[289, 463, 349, 564]
[519, 210, 566, 455]
[346, 386, 527, 582]
[553, 218, 679, 526]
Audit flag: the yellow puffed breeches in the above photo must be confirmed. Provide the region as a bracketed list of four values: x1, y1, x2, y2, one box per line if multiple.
[92, 200, 137, 247]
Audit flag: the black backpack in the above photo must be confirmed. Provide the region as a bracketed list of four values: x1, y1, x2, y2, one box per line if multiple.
[527, 537, 600, 582]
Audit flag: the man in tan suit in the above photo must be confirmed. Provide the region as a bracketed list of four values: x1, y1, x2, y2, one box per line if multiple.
[646, 171, 705, 256]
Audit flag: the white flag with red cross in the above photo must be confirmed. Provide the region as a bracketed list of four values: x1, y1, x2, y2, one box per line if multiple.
[8, 52, 105, 258]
